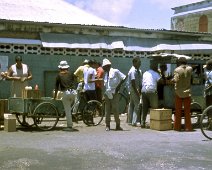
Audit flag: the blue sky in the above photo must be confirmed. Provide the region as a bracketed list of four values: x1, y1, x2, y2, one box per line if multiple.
[66, 0, 203, 29]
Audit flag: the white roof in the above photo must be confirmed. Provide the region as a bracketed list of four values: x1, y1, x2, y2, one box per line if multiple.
[172, 6, 212, 17]
[0, 0, 115, 26]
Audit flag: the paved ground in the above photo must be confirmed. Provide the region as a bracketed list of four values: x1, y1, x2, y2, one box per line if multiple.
[0, 114, 211, 170]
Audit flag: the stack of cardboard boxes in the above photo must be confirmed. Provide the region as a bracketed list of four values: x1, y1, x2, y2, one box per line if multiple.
[150, 108, 173, 131]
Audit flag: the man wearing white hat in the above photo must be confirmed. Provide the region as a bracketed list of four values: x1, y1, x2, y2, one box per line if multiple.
[54, 60, 77, 132]
[102, 58, 126, 131]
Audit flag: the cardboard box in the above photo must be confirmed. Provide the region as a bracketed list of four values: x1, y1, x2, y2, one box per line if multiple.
[150, 109, 172, 121]
[4, 114, 16, 132]
[150, 119, 172, 131]
[22, 90, 41, 99]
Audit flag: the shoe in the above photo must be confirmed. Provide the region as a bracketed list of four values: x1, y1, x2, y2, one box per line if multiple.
[136, 122, 141, 127]
[63, 127, 78, 132]
[105, 126, 110, 131]
[116, 126, 123, 131]
[141, 124, 146, 128]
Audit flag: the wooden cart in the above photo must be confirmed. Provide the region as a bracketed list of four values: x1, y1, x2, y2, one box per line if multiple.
[8, 97, 65, 131]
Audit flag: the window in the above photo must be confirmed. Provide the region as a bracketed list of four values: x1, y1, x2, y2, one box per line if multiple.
[199, 15, 208, 32]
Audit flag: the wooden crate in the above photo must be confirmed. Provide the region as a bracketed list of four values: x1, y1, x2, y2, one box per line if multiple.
[22, 90, 41, 99]
[150, 109, 172, 121]
[4, 114, 16, 132]
[150, 119, 172, 131]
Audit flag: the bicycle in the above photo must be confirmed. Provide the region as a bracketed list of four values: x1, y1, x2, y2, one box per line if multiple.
[200, 104, 212, 140]
[71, 91, 104, 126]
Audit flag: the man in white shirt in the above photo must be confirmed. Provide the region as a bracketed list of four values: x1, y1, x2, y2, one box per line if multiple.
[83, 60, 97, 101]
[127, 56, 142, 126]
[141, 62, 161, 128]
[102, 58, 126, 131]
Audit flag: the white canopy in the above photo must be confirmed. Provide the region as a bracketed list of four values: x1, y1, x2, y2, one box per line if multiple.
[151, 53, 192, 59]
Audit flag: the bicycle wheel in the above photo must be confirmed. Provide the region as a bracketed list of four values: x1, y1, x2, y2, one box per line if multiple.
[200, 105, 212, 140]
[117, 93, 128, 114]
[82, 100, 104, 126]
[16, 114, 35, 127]
[33, 102, 59, 131]
[190, 102, 202, 125]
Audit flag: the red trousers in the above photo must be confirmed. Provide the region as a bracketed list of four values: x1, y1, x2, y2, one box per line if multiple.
[174, 95, 192, 131]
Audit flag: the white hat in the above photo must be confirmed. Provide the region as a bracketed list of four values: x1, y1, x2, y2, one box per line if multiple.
[58, 61, 69, 69]
[83, 59, 89, 64]
[102, 58, 111, 67]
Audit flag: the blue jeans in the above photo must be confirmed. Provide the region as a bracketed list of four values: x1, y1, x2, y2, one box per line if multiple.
[128, 90, 141, 125]
[62, 89, 77, 127]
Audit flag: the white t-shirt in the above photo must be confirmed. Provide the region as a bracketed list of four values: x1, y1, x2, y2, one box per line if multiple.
[104, 68, 126, 94]
[83, 66, 96, 91]
[142, 69, 160, 93]
[128, 66, 142, 92]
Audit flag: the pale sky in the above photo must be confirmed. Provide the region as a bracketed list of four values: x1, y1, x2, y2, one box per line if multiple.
[66, 0, 203, 29]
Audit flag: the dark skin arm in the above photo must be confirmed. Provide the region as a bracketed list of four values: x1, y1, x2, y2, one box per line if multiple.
[5, 66, 32, 81]
[115, 76, 128, 94]
[131, 79, 140, 97]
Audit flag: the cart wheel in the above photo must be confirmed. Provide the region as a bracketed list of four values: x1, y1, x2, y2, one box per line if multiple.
[33, 102, 59, 131]
[200, 105, 212, 140]
[16, 114, 35, 127]
[82, 100, 104, 126]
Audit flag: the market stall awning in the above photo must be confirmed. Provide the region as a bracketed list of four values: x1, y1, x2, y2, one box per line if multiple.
[150, 53, 192, 59]
[40, 33, 212, 52]
[40, 33, 125, 49]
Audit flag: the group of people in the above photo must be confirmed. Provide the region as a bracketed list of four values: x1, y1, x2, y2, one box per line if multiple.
[1, 55, 212, 132]
[54, 58, 126, 131]
[127, 57, 212, 132]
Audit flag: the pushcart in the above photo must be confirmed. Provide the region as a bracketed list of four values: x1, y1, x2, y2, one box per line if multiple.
[150, 53, 204, 125]
[8, 95, 104, 131]
[8, 97, 65, 131]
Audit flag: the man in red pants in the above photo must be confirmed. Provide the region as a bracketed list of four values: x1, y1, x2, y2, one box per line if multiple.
[173, 57, 193, 131]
